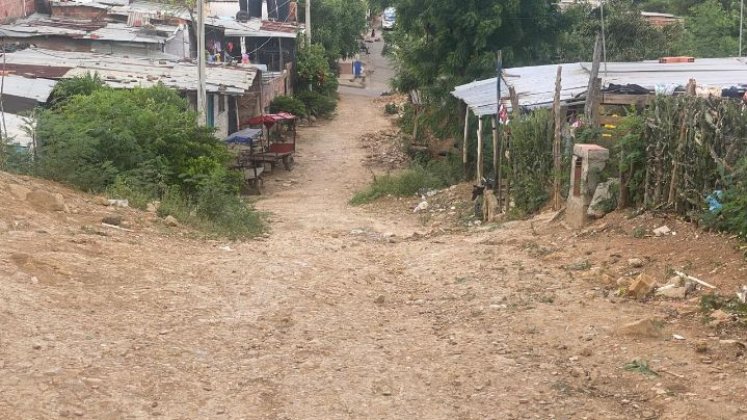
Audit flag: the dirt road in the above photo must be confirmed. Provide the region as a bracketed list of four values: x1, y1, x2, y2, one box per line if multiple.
[2, 79, 747, 419]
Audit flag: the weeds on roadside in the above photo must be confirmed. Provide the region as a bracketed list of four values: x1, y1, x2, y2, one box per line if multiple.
[157, 186, 265, 239]
[350, 155, 463, 205]
[699, 293, 747, 317]
[624, 359, 658, 377]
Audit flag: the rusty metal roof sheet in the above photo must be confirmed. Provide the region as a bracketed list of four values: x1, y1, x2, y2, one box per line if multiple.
[2, 48, 257, 95]
[0, 16, 182, 44]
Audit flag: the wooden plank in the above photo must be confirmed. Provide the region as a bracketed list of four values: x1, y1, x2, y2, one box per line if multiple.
[601, 93, 655, 106]
[584, 33, 602, 124]
[463, 105, 470, 177]
[552, 65, 563, 211]
[491, 117, 498, 182]
[476, 117, 484, 182]
[599, 115, 623, 126]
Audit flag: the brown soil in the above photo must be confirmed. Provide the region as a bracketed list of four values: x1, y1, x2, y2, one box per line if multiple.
[1, 92, 746, 420]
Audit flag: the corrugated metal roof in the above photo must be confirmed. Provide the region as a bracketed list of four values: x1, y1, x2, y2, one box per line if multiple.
[51, 0, 129, 7]
[2, 75, 58, 102]
[2, 48, 257, 95]
[453, 58, 747, 116]
[453, 63, 588, 116]
[0, 17, 182, 44]
[211, 17, 300, 39]
[3, 113, 34, 148]
[109, 1, 192, 20]
[107, 2, 300, 38]
[85, 23, 182, 43]
[0, 22, 88, 38]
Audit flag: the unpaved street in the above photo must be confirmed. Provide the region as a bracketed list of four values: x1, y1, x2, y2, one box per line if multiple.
[1, 66, 747, 419]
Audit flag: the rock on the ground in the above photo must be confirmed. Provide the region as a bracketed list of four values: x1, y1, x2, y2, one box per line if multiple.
[628, 258, 645, 268]
[618, 317, 665, 338]
[628, 273, 656, 298]
[708, 309, 732, 327]
[102, 215, 123, 226]
[413, 201, 429, 213]
[588, 179, 619, 218]
[164, 215, 179, 227]
[656, 286, 687, 299]
[146, 202, 159, 213]
[7, 184, 31, 200]
[107, 199, 129, 208]
[26, 189, 67, 212]
[653, 225, 672, 236]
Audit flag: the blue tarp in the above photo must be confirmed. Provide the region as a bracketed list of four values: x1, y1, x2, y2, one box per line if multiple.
[224, 128, 262, 145]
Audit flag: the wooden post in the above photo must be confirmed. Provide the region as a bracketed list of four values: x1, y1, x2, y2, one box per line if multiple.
[492, 117, 498, 181]
[463, 105, 470, 177]
[494, 50, 503, 205]
[667, 78, 696, 208]
[509, 85, 519, 115]
[552, 65, 563, 210]
[413, 107, 420, 141]
[585, 33, 602, 125]
[476, 117, 484, 182]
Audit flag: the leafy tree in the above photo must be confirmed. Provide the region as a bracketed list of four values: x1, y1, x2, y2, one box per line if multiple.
[681, 0, 740, 57]
[270, 95, 308, 116]
[49, 73, 105, 105]
[391, 0, 561, 95]
[386, 0, 562, 143]
[299, 0, 367, 61]
[557, 0, 686, 62]
[295, 43, 338, 95]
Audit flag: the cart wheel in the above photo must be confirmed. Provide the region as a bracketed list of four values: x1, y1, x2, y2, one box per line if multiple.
[243, 176, 264, 195]
[283, 155, 295, 171]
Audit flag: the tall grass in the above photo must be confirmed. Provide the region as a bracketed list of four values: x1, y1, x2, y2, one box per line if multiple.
[351, 156, 463, 205]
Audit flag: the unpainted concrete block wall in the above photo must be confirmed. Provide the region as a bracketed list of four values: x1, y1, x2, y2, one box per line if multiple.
[0, 0, 35, 23]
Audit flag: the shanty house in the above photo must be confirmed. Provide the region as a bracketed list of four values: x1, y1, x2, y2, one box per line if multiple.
[2, 48, 258, 138]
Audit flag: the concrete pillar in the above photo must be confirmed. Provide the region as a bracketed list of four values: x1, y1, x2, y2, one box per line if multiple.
[566, 144, 609, 228]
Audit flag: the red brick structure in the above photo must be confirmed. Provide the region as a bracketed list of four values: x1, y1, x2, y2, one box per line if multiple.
[0, 0, 36, 23]
[50, 4, 108, 21]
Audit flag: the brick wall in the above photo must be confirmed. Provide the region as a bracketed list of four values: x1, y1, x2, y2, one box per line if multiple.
[0, 0, 35, 23]
[51, 4, 107, 21]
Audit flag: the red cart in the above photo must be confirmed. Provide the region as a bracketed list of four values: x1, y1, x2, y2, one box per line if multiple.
[242, 112, 297, 171]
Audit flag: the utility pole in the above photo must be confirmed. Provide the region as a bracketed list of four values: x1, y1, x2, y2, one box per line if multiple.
[600, 0, 607, 76]
[495, 50, 504, 209]
[305, 0, 311, 45]
[196, 0, 207, 126]
[741, 0, 744, 56]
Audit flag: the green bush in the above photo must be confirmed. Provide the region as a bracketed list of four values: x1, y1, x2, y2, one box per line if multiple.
[385, 103, 399, 115]
[702, 157, 747, 239]
[269, 95, 307, 117]
[508, 109, 554, 215]
[157, 184, 264, 239]
[36, 81, 227, 193]
[351, 155, 463, 205]
[30, 76, 264, 238]
[295, 44, 338, 96]
[49, 73, 104, 106]
[297, 91, 337, 118]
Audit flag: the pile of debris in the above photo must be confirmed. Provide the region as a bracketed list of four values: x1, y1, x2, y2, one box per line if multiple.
[360, 129, 410, 169]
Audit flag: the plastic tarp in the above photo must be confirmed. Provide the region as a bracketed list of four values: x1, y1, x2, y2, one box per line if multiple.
[225, 128, 262, 145]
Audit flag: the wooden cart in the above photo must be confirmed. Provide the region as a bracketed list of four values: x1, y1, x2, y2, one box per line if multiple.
[243, 112, 297, 171]
[224, 128, 266, 194]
